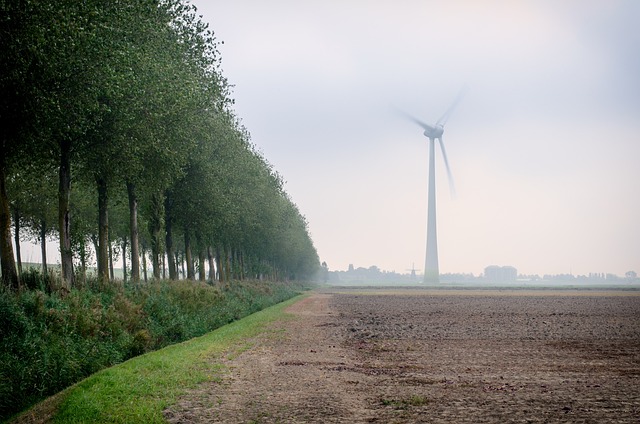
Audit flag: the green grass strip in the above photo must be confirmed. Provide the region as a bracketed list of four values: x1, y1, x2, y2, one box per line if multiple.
[38, 294, 304, 423]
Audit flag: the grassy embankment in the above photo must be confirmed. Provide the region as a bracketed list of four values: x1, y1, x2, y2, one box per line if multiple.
[1, 269, 308, 422]
[11, 294, 302, 423]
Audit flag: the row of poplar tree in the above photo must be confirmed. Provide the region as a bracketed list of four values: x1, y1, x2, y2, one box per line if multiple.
[0, 0, 320, 289]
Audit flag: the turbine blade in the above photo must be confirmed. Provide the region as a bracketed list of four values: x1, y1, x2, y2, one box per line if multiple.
[436, 85, 468, 127]
[438, 137, 456, 198]
[392, 106, 436, 133]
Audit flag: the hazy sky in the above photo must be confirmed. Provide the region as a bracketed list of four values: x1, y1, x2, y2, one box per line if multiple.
[190, 0, 640, 277]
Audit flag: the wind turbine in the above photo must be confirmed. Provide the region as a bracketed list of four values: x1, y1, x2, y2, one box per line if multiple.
[397, 87, 467, 283]
[405, 263, 421, 280]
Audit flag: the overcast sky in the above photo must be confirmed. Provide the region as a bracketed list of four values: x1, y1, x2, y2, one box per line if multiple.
[190, 0, 640, 277]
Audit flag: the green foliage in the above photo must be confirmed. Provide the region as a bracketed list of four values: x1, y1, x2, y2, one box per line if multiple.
[18, 268, 50, 292]
[1, 0, 320, 288]
[49, 294, 302, 423]
[0, 279, 304, 420]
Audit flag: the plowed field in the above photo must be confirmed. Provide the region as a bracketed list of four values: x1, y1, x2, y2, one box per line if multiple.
[165, 288, 640, 423]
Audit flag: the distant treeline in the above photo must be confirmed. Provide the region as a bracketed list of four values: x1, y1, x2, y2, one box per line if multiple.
[1, 0, 319, 289]
[327, 267, 638, 285]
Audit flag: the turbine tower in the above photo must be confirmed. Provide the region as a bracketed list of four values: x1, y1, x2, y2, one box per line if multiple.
[398, 87, 466, 283]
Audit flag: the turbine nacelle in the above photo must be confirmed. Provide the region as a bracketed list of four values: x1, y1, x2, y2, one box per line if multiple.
[424, 125, 444, 140]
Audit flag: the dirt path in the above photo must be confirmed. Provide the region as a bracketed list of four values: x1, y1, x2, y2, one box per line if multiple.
[165, 290, 640, 423]
[165, 294, 376, 423]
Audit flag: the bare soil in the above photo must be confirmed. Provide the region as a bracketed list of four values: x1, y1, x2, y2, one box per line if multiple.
[165, 288, 640, 423]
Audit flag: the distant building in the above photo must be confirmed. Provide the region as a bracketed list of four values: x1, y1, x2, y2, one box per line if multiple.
[484, 265, 517, 282]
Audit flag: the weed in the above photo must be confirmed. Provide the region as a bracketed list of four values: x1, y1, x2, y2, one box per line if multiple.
[380, 394, 429, 410]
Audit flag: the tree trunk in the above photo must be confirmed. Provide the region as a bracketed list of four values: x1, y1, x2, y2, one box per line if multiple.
[58, 141, 73, 287]
[230, 248, 235, 280]
[40, 219, 48, 275]
[12, 208, 22, 276]
[180, 251, 185, 279]
[91, 234, 99, 266]
[141, 246, 148, 282]
[184, 228, 194, 280]
[207, 246, 215, 281]
[216, 246, 224, 282]
[126, 182, 140, 282]
[79, 239, 87, 286]
[233, 249, 240, 280]
[108, 239, 114, 281]
[96, 175, 109, 283]
[198, 249, 206, 281]
[149, 192, 162, 279]
[121, 237, 128, 282]
[150, 245, 160, 279]
[162, 253, 166, 279]
[91, 234, 100, 284]
[196, 233, 205, 281]
[225, 246, 232, 282]
[239, 250, 245, 281]
[151, 247, 160, 279]
[164, 204, 178, 280]
[0, 160, 19, 289]
[165, 229, 178, 280]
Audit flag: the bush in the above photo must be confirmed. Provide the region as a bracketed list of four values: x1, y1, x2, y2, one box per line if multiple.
[19, 268, 49, 292]
[0, 278, 304, 421]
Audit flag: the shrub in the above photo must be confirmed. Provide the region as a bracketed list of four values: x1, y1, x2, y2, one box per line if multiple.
[0, 278, 304, 420]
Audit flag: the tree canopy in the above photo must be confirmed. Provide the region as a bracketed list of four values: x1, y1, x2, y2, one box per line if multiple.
[1, 0, 319, 288]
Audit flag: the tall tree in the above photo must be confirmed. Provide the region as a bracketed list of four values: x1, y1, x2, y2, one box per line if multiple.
[2, 0, 319, 289]
[0, 0, 37, 289]
[0, 162, 18, 288]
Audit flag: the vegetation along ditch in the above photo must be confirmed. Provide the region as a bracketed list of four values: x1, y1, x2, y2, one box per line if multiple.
[0, 272, 308, 421]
